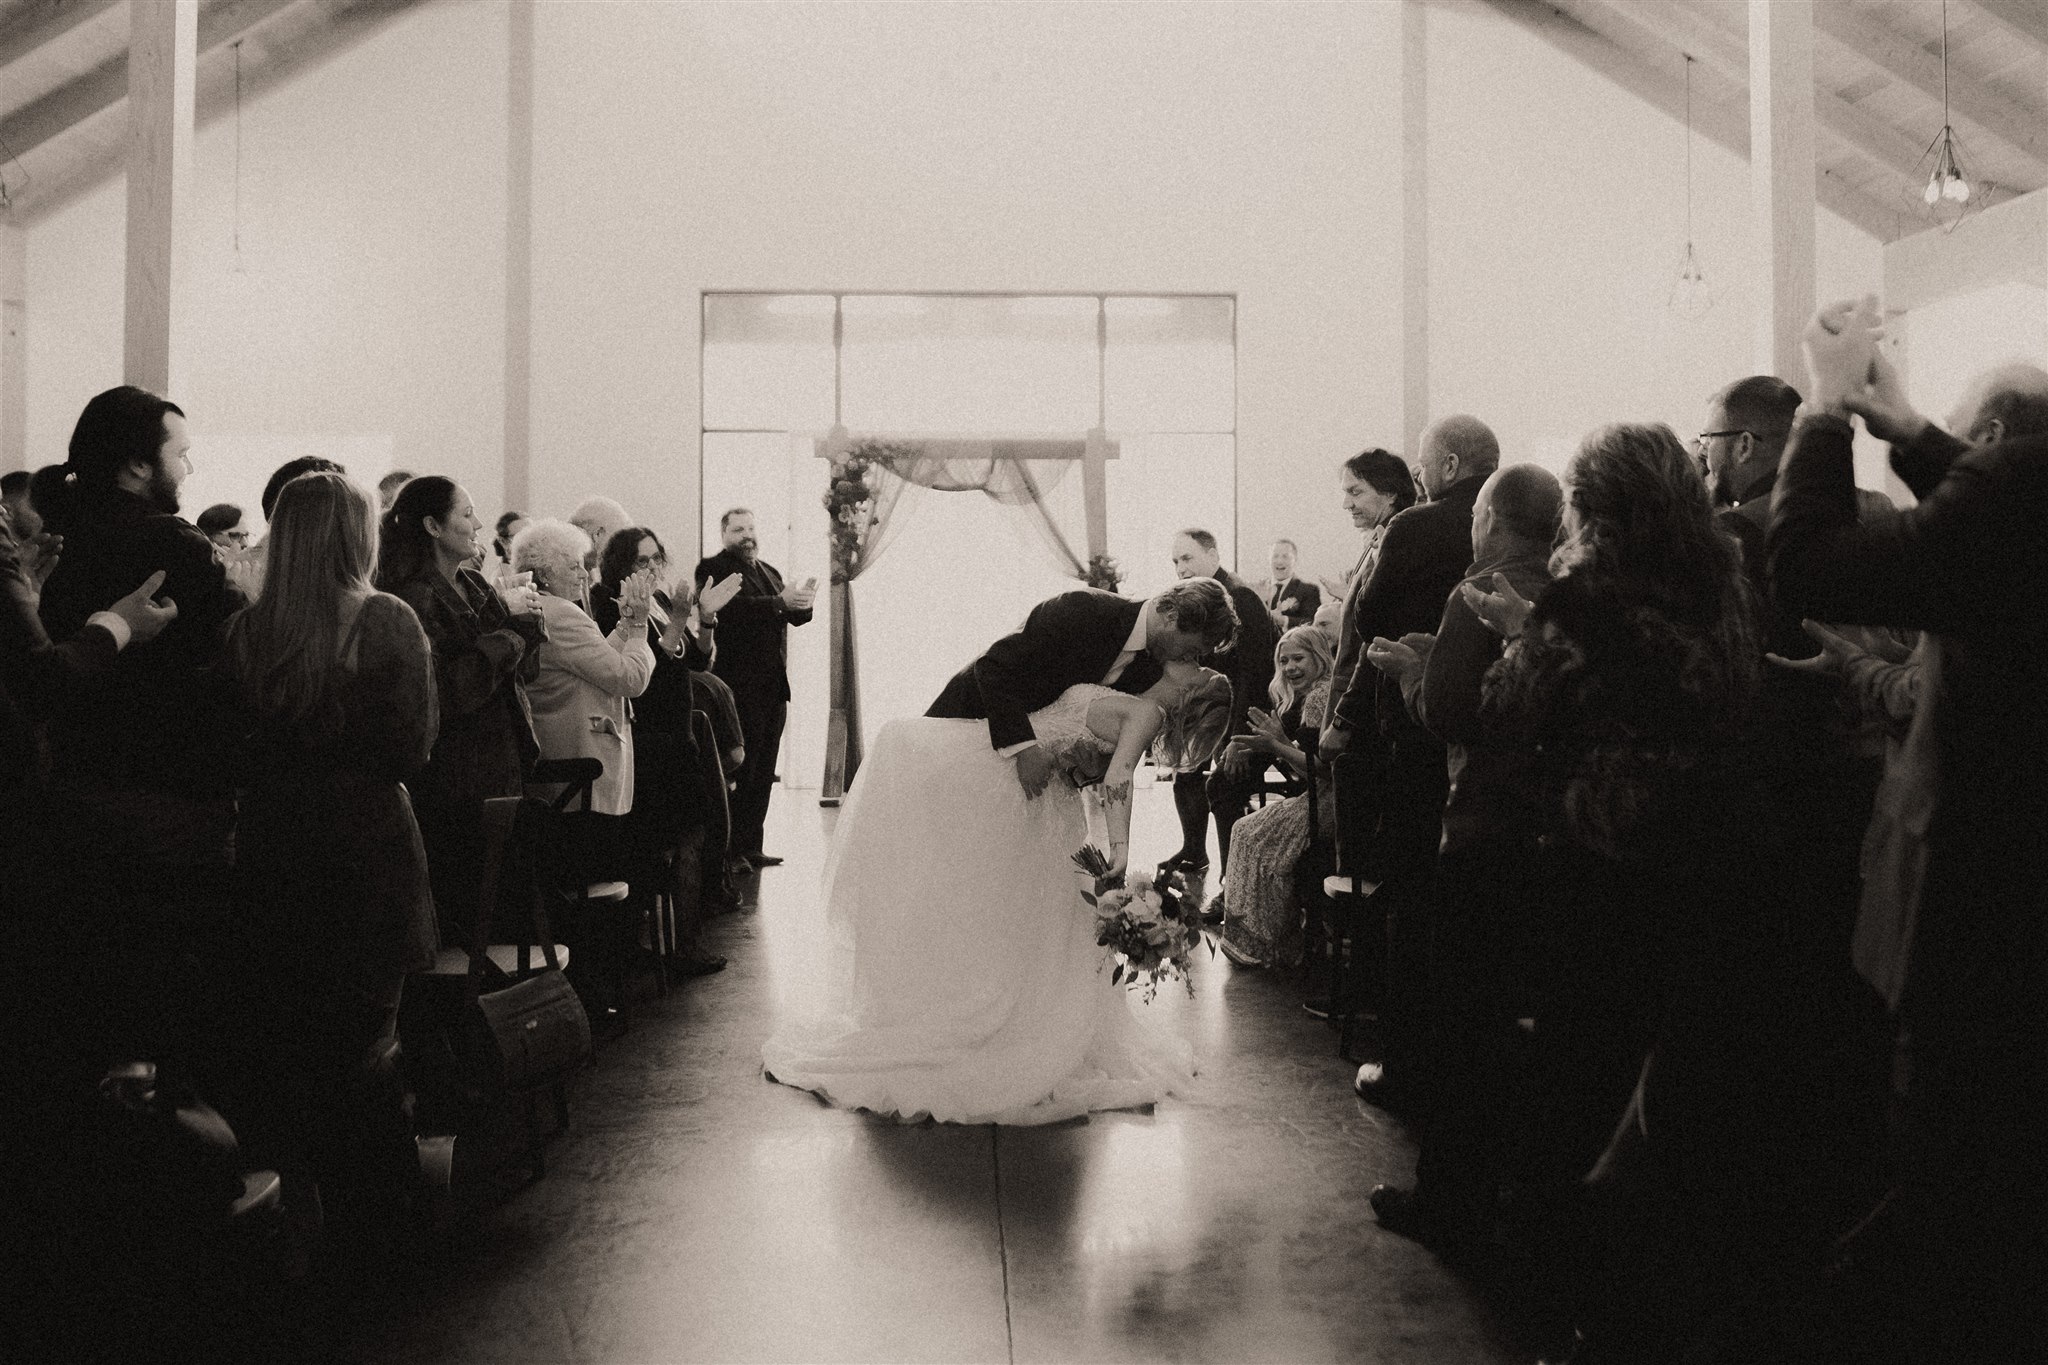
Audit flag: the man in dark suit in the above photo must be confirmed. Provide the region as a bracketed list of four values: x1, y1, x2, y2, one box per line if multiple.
[695, 507, 815, 868]
[1257, 538, 1322, 631]
[929, 576, 1236, 799]
[1772, 306, 2048, 1362]
[1324, 414, 1497, 1098]
[1160, 529, 1274, 884]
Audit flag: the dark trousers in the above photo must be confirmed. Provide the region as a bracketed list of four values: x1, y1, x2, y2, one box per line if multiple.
[729, 688, 787, 858]
[1172, 756, 1261, 872]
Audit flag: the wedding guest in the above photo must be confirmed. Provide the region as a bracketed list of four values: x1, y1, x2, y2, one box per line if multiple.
[376, 469, 414, 513]
[195, 503, 248, 551]
[1362, 462, 1560, 1244]
[1165, 528, 1275, 893]
[493, 510, 529, 569]
[1215, 625, 1334, 968]
[696, 508, 815, 868]
[1771, 309, 2048, 1362]
[1, 470, 38, 538]
[261, 456, 345, 523]
[1254, 539, 1321, 631]
[1322, 448, 1416, 787]
[1326, 416, 1498, 1087]
[515, 519, 655, 817]
[36, 387, 246, 945]
[219, 471, 436, 1244]
[590, 526, 737, 965]
[569, 495, 633, 575]
[377, 476, 545, 940]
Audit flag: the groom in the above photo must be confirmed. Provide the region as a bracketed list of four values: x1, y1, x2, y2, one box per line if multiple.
[929, 578, 1239, 797]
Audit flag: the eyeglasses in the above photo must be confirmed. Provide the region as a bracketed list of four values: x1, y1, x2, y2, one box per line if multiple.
[1691, 430, 1746, 453]
[220, 530, 250, 545]
[633, 553, 667, 569]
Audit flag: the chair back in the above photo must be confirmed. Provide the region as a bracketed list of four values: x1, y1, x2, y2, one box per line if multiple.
[1329, 749, 1383, 879]
[530, 756, 603, 814]
[460, 795, 566, 1006]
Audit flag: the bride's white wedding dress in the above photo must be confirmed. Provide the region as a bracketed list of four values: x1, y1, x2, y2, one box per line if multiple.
[762, 684, 1196, 1124]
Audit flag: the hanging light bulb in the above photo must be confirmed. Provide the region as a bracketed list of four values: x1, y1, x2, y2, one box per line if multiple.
[1919, 0, 1975, 233]
[1669, 54, 1714, 318]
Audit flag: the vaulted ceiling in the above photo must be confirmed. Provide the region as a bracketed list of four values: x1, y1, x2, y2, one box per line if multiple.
[4, 0, 2045, 238]
[1483, 0, 2048, 242]
[0, 0, 424, 222]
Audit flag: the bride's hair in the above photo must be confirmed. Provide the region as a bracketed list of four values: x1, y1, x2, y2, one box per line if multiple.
[1151, 668, 1234, 773]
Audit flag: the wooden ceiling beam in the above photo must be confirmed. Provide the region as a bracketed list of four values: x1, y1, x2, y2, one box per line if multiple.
[1556, 0, 1929, 184]
[1, 0, 304, 162]
[0, 0, 123, 71]
[1477, 0, 1908, 241]
[1814, 0, 2048, 175]
[1964, 0, 2048, 56]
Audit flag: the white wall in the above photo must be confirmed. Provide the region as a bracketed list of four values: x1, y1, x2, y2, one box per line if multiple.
[23, 0, 509, 525]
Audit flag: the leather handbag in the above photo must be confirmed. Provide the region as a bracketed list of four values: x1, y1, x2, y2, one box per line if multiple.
[460, 796, 593, 1095]
[470, 969, 590, 1094]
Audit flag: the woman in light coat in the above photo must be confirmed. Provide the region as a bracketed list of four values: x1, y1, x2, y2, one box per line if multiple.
[512, 518, 655, 815]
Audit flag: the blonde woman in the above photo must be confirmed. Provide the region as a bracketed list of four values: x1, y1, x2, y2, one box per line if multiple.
[1217, 624, 1336, 968]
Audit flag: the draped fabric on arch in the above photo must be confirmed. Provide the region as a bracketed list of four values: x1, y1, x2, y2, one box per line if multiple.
[824, 451, 1090, 801]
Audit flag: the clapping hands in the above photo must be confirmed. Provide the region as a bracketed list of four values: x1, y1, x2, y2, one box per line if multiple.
[696, 572, 742, 617]
[1366, 632, 1435, 682]
[780, 575, 819, 612]
[496, 571, 544, 620]
[1459, 573, 1534, 639]
[1765, 619, 1864, 677]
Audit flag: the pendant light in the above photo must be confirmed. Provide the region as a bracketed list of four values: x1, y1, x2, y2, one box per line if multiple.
[1669, 54, 1713, 318]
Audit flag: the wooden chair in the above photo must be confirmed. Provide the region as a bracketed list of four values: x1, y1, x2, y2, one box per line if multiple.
[650, 710, 722, 976]
[1318, 743, 1384, 1061]
[528, 757, 649, 1032]
[410, 795, 583, 1180]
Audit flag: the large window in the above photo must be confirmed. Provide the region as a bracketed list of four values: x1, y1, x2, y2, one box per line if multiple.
[701, 292, 1236, 788]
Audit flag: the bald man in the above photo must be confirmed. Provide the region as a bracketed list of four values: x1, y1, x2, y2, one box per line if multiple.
[1364, 463, 1562, 1236]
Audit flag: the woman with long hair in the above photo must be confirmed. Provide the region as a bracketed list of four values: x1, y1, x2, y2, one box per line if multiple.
[377, 476, 547, 940]
[220, 471, 438, 1243]
[589, 525, 745, 964]
[1464, 424, 1866, 1360]
[1215, 624, 1337, 968]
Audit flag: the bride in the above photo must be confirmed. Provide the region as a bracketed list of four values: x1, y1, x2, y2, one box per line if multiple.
[763, 660, 1235, 1124]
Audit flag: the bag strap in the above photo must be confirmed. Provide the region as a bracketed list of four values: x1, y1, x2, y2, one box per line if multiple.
[461, 796, 526, 1005]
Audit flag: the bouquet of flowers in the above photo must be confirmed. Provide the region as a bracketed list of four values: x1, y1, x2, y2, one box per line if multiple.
[1071, 847, 1225, 1002]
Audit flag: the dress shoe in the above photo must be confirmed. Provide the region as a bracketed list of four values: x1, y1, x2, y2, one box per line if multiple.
[668, 952, 727, 978]
[747, 853, 785, 868]
[1369, 1183, 1431, 1239]
[1353, 1060, 1410, 1110]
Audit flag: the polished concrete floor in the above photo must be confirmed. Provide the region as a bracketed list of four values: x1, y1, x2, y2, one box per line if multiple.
[359, 784, 1525, 1365]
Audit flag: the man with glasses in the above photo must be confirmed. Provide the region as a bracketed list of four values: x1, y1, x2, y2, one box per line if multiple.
[196, 502, 250, 552]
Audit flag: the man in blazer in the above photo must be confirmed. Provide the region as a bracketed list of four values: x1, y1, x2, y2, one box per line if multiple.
[1324, 415, 1498, 1100]
[1254, 538, 1322, 632]
[928, 576, 1236, 798]
[695, 508, 815, 867]
[1164, 529, 1275, 880]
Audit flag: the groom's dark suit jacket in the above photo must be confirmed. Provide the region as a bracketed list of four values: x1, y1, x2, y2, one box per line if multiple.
[928, 589, 1165, 751]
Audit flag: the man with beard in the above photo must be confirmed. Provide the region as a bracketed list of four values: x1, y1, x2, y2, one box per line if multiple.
[34, 385, 246, 1069]
[695, 507, 815, 868]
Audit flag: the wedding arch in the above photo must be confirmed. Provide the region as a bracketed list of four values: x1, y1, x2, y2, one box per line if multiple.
[815, 424, 1121, 802]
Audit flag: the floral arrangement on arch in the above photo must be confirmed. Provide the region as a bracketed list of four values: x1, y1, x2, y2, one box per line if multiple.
[1081, 553, 1123, 593]
[822, 440, 916, 585]
[1071, 847, 1223, 1002]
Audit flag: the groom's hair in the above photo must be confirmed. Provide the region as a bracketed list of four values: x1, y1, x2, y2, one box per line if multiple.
[1156, 576, 1237, 653]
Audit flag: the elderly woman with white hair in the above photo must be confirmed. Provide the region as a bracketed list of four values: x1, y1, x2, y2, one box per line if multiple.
[511, 517, 656, 815]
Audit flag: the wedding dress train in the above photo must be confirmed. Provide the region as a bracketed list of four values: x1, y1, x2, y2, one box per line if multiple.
[761, 685, 1195, 1124]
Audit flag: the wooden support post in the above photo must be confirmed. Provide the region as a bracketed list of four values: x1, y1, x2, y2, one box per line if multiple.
[1, 223, 23, 472]
[1749, 0, 1817, 382]
[123, 0, 197, 395]
[1401, 0, 1429, 458]
[504, 0, 534, 514]
[1083, 427, 1109, 564]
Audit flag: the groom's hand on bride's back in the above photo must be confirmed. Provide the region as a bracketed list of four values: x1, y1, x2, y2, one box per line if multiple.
[1015, 746, 1055, 800]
